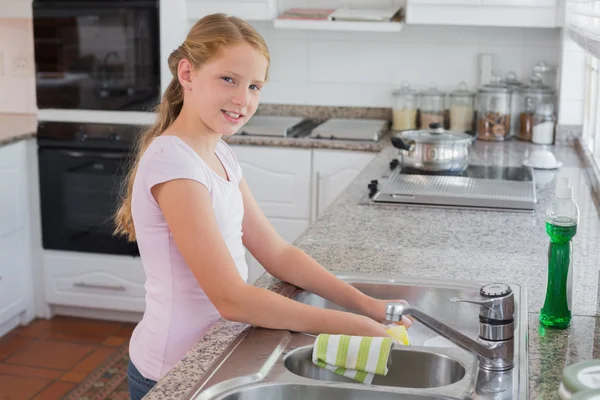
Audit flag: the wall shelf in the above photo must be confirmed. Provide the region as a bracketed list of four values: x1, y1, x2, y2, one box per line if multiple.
[273, 19, 404, 32]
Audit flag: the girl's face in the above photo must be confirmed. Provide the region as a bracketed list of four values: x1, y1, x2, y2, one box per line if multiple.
[186, 43, 268, 136]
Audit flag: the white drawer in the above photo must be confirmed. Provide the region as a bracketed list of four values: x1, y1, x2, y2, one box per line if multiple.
[43, 251, 146, 313]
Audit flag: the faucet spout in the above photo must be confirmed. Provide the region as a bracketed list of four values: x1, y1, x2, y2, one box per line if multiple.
[386, 300, 514, 371]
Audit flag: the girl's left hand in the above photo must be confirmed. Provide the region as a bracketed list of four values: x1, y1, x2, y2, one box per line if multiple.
[368, 298, 414, 328]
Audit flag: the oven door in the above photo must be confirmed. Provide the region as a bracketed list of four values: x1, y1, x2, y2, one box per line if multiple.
[38, 146, 139, 256]
[33, 0, 160, 111]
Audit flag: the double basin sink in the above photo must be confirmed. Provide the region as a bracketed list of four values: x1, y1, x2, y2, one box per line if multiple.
[187, 273, 528, 399]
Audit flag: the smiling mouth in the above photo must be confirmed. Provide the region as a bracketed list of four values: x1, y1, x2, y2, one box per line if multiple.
[222, 110, 244, 119]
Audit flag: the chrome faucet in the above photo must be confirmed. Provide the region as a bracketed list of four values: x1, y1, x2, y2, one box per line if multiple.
[385, 283, 515, 371]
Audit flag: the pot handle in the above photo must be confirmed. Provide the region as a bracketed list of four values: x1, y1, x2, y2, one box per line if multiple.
[465, 130, 478, 143]
[391, 136, 414, 151]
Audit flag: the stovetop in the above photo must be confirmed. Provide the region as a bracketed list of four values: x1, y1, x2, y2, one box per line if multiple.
[365, 160, 537, 212]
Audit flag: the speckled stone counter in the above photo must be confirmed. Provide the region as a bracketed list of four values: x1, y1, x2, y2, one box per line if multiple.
[147, 139, 600, 400]
[222, 133, 386, 152]
[0, 114, 37, 147]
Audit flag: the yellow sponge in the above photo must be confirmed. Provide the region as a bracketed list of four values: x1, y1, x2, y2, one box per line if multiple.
[386, 325, 411, 345]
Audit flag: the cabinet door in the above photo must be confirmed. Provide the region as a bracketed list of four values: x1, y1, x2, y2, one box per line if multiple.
[0, 141, 29, 326]
[312, 150, 375, 220]
[480, 0, 555, 6]
[408, 0, 480, 4]
[232, 146, 312, 219]
[245, 218, 310, 284]
[406, 0, 558, 26]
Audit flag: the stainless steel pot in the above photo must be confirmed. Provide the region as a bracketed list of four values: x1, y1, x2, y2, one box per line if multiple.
[391, 123, 477, 173]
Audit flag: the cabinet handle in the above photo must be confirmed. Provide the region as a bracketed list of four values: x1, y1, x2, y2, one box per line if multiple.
[315, 171, 321, 218]
[73, 282, 126, 291]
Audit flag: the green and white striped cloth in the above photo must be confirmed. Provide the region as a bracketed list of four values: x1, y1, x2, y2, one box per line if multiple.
[312, 334, 393, 385]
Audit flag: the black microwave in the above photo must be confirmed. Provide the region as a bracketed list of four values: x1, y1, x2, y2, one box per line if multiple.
[33, 0, 160, 111]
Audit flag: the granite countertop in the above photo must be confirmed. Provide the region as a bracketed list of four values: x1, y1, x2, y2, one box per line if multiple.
[0, 114, 37, 147]
[146, 139, 600, 400]
[222, 131, 388, 152]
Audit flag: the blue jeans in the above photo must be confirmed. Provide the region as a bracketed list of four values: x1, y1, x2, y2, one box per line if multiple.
[128, 360, 157, 400]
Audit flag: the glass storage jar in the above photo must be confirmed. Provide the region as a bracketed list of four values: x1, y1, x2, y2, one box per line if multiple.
[477, 81, 512, 141]
[502, 72, 526, 138]
[532, 61, 558, 90]
[449, 82, 475, 132]
[517, 76, 555, 141]
[418, 85, 446, 129]
[532, 103, 556, 145]
[392, 83, 418, 131]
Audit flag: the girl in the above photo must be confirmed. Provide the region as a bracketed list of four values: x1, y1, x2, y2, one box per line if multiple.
[114, 13, 411, 400]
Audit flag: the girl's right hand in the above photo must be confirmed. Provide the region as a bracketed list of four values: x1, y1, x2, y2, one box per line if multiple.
[358, 315, 392, 338]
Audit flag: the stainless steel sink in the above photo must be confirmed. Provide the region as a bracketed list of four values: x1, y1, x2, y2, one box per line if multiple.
[187, 273, 528, 400]
[204, 383, 461, 399]
[284, 345, 466, 388]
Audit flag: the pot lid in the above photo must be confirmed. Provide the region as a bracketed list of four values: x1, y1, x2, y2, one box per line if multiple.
[398, 123, 474, 144]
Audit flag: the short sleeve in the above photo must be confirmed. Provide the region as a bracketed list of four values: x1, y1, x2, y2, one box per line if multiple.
[141, 138, 211, 203]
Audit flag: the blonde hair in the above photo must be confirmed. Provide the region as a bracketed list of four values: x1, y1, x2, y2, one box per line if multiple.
[114, 13, 270, 241]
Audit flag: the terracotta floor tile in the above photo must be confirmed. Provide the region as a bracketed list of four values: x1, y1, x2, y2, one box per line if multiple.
[5, 339, 95, 370]
[0, 375, 50, 400]
[31, 381, 75, 400]
[71, 347, 115, 374]
[15, 319, 53, 339]
[59, 370, 88, 383]
[114, 323, 137, 338]
[102, 336, 128, 347]
[0, 335, 35, 361]
[0, 363, 63, 379]
[44, 317, 123, 344]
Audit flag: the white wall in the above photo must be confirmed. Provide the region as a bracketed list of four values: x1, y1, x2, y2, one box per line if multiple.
[558, 30, 586, 125]
[230, 23, 561, 108]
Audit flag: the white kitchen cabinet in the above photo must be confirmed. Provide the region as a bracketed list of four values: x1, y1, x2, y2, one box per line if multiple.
[245, 218, 310, 284]
[232, 145, 312, 220]
[186, 0, 278, 21]
[232, 145, 312, 283]
[406, 0, 561, 28]
[312, 150, 375, 220]
[43, 251, 146, 313]
[0, 140, 34, 337]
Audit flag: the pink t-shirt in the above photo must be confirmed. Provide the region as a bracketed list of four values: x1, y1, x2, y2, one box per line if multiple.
[129, 135, 248, 381]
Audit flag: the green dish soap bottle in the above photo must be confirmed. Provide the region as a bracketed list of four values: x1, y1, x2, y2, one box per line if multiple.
[540, 176, 579, 329]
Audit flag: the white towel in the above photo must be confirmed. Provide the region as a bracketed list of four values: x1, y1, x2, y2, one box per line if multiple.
[312, 334, 393, 385]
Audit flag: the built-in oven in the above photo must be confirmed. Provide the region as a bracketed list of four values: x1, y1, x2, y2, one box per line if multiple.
[33, 0, 160, 111]
[37, 121, 141, 256]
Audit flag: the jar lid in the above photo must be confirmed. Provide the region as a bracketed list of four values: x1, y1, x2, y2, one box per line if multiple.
[419, 84, 446, 98]
[397, 123, 474, 144]
[523, 75, 554, 95]
[393, 82, 416, 96]
[562, 360, 600, 394]
[535, 103, 555, 116]
[479, 75, 510, 93]
[533, 60, 555, 73]
[503, 71, 525, 88]
[573, 389, 600, 400]
[450, 81, 475, 98]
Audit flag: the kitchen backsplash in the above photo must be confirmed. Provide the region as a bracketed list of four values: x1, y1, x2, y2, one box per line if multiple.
[208, 21, 561, 109]
[0, 18, 37, 115]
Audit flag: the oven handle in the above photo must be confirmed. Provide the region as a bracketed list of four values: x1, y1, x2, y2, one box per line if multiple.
[59, 149, 129, 160]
